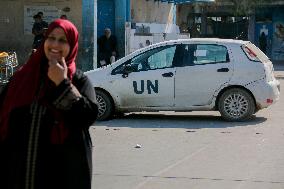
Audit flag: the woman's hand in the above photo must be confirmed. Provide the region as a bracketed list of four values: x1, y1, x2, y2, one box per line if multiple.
[48, 57, 68, 86]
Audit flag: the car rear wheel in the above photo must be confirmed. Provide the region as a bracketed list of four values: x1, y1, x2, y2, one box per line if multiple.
[218, 88, 255, 121]
[96, 90, 113, 121]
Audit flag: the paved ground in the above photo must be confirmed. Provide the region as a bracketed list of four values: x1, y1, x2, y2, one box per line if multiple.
[90, 71, 284, 189]
[1, 60, 283, 189]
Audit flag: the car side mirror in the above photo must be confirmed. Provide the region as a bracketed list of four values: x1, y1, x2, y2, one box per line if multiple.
[121, 64, 135, 78]
[123, 64, 134, 74]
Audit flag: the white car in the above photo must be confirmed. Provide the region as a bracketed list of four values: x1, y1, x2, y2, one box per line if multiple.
[85, 38, 280, 121]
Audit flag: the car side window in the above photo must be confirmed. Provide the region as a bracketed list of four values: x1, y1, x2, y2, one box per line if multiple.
[112, 45, 177, 75]
[192, 44, 229, 65]
[178, 44, 195, 67]
[146, 46, 176, 70]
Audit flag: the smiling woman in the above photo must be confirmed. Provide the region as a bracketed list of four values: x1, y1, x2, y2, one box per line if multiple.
[44, 28, 70, 61]
[0, 19, 98, 189]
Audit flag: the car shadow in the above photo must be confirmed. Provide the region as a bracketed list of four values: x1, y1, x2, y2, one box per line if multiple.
[94, 113, 267, 129]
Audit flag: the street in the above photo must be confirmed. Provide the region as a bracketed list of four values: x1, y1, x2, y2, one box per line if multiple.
[91, 75, 284, 189]
[1, 1, 284, 188]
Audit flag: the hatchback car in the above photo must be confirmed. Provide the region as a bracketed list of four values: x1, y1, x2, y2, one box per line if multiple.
[85, 38, 280, 121]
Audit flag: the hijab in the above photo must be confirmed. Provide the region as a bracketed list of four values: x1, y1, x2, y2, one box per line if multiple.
[0, 19, 78, 142]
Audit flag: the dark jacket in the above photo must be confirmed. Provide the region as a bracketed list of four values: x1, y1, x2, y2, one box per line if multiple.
[98, 35, 118, 65]
[32, 21, 48, 49]
[0, 69, 98, 189]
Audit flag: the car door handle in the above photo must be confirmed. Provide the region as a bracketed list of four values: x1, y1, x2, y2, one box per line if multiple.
[162, 72, 174, 77]
[217, 68, 229, 72]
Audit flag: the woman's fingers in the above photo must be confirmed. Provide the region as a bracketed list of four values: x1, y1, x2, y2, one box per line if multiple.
[48, 57, 68, 86]
[59, 57, 67, 68]
[48, 59, 58, 67]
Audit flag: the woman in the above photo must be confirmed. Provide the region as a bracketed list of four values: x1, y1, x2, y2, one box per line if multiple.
[0, 19, 98, 189]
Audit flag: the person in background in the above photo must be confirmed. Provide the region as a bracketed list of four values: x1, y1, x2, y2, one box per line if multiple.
[97, 28, 118, 67]
[0, 19, 98, 189]
[32, 12, 48, 51]
[37, 11, 43, 18]
[259, 32, 267, 54]
[37, 11, 49, 28]
[32, 14, 45, 49]
[60, 14, 68, 20]
[145, 39, 151, 46]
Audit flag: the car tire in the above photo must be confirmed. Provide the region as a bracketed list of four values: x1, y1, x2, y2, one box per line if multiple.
[96, 90, 113, 121]
[218, 88, 255, 121]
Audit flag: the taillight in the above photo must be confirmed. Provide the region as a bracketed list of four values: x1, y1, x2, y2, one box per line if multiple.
[244, 46, 259, 61]
[245, 47, 256, 58]
[267, 99, 273, 104]
[243, 42, 269, 63]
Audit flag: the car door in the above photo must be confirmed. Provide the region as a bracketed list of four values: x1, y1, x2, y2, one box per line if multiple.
[175, 43, 234, 107]
[111, 45, 178, 108]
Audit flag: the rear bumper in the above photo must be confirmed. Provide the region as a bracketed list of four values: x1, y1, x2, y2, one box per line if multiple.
[246, 78, 280, 109]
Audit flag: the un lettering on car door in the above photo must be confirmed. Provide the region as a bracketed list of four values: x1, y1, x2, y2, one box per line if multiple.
[133, 80, 158, 94]
[127, 69, 174, 107]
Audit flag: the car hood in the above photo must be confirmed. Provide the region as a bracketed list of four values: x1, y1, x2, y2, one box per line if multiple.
[85, 67, 111, 87]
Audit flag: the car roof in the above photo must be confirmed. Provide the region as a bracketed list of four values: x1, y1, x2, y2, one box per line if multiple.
[135, 38, 248, 54]
[158, 38, 248, 45]
[115, 38, 249, 65]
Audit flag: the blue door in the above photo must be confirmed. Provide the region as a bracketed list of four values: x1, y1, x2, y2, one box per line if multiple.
[97, 0, 115, 38]
[82, 0, 95, 71]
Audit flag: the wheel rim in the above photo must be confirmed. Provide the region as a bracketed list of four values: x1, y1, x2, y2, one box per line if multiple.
[223, 93, 249, 119]
[96, 94, 107, 118]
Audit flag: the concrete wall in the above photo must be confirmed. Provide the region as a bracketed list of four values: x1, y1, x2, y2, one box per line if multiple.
[131, 0, 175, 24]
[0, 0, 82, 66]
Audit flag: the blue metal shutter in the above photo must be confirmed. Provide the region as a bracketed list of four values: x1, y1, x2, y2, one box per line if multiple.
[97, 0, 115, 38]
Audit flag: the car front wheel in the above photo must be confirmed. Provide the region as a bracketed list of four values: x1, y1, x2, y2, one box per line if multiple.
[96, 90, 113, 121]
[218, 88, 255, 121]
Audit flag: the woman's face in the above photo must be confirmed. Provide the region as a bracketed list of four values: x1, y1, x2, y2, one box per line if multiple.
[44, 27, 70, 61]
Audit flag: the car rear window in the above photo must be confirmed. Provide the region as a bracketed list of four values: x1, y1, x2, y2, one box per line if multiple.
[180, 44, 229, 66]
[242, 42, 269, 62]
[194, 44, 229, 64]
